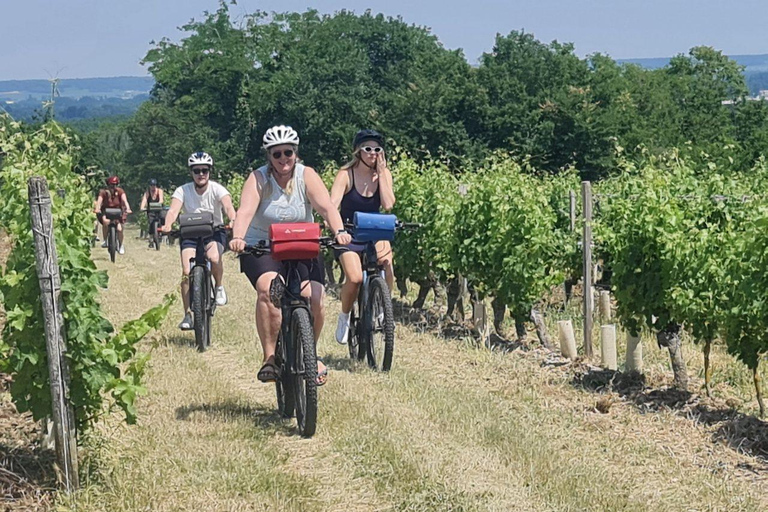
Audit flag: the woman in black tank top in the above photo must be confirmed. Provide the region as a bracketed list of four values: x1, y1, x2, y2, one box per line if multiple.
[329, 130, 396, 345]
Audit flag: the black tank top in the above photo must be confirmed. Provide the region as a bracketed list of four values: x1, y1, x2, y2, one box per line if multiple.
[340, 167, 381, 224]
[146, 189, 160, 203]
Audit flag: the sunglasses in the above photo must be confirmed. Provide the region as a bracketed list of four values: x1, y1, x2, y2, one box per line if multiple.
[192, 168, 210, 175]
[270, 149, 295, 159]
[361, 146, 383, 154]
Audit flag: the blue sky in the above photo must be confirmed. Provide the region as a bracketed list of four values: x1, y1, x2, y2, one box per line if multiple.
[2, 0, 767, 80]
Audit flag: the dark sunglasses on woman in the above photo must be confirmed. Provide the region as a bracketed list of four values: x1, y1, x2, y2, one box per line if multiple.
[361, 146, 383, 154]
[271, 149, 294, 159]
[192, 167, 210, 175]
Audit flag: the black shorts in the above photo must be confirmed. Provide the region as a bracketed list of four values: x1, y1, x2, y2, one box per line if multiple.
[333, 241, 367, 260]
[180, 229, 228, 252]
[239, 252, 325, 288]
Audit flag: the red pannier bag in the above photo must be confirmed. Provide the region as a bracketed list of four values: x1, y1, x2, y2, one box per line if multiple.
[269, 222, 321, 261]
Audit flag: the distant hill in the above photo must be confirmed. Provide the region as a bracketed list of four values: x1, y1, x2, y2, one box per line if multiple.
[0, 76, 154, 101]
[619, 54, 768, 95]
[0, 76, 153, 122]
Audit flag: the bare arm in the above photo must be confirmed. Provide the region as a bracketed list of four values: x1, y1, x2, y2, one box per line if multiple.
[139, 192, 148, 211]
[376, 155, 395, 211]
[305, 168, 350, 243]
[221, 194, 237, 225]
[93, 195, 103, 213]
[329, 168, 350, 210]
[229, 173, 260, 251]
[121, 192, 133, 214]
[161, 198, 183, 232]
[159, 189, 164, 203]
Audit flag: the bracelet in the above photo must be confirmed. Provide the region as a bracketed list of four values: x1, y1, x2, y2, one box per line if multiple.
[231, 236, 245, 241]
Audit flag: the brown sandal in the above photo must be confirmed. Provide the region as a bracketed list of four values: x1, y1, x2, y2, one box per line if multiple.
[257, 359, 281, 383]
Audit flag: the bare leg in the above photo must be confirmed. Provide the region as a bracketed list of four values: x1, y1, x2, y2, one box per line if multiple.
[339, 252, 363, 314]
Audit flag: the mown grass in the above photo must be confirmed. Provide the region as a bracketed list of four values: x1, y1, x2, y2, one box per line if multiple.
[58, 228, 768, 511]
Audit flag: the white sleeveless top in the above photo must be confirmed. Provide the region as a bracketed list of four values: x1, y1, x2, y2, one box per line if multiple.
[245, 163, 313, 244]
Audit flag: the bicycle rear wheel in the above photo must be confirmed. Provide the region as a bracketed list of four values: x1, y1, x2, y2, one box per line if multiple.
[290, 307, 317, 437]
[108, 225, 117, 263]
[190, 266, 209, 352]
[366, 277, 395, 371]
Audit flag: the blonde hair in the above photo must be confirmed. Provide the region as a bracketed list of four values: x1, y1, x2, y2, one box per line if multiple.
[341, 148, 363, 171]
[261, 144, 298, 197]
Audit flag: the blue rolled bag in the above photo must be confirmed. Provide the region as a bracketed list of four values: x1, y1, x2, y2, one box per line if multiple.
[353, 212, 397, 242]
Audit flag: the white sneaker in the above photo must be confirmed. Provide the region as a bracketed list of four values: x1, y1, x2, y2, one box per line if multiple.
[118, 245, 125, 255]
[215, 286, 228, 306]
[101, 241, 108, 248]
[335, 312, 350, 345]
[178, 312, 193, 330]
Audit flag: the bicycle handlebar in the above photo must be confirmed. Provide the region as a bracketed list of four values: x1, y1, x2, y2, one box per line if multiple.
[165, 224, 230, 239]
[241, 237, 339, 256]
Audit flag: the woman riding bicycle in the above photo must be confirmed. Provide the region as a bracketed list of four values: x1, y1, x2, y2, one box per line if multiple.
[93, 175, 132, 254]
[329, 129, 395, 344]
[161, 152, 237, 330]
[140, 178, 166, 240]
[229, 125, 351, 385]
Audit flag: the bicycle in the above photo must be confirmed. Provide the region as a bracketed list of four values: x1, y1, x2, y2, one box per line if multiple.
[168, 213, 227, 352]
[103, 208, 123, 263]
[242, 223, 334, 437]
[145, 202, 165, 251]
[345, 213, 419, 371]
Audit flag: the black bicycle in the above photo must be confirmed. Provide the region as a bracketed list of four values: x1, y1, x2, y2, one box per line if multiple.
[169, 213, 226, 352]
[145, 202, 165, 251]
[103, 207, 123, 263]
[346, 215, 419, 371]
[243, 234, 335, 437]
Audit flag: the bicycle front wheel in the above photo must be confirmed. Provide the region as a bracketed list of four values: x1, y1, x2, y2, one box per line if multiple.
[151, 221, 161, 250]
[290, 308, 317, 437]
[366, 277, 395, 371]
[275, 333, 295, 418]
[190, 266, 209, 352]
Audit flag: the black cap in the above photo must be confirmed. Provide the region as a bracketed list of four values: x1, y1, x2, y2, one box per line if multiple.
[149, 178, 157, 186]
[353, 129, 384, 150]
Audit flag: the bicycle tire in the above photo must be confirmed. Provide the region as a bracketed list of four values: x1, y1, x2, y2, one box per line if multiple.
[356, 281, 371, 361]
[347, 302, 361, 360]
[366, 277, 395, 371]
[191, 266, 208, 352]
[291, 307, 317, 437]
[108, 225, 117, 263]
[275, 334, 295, 418]
[151, 220, 161, 250]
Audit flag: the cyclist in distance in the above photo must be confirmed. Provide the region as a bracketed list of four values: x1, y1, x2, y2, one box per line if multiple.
[93, 175, 132, 254]
[161, 152, 237, 330]
[139, 178, 164, 210]
[329, 129, 395, 344]
[228, 125, 352, 385]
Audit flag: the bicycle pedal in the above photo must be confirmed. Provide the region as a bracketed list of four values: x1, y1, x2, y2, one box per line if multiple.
[269, 277, 285, 308]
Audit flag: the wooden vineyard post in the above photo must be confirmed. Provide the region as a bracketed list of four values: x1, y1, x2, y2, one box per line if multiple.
[28, 177, 79, 491]
[582, 181, 594, 358]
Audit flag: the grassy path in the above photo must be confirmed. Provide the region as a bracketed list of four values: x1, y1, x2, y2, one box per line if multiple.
[61, 229, 768, 511]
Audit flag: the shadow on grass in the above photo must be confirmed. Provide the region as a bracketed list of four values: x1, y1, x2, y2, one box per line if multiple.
[392, 298, 476, 341]
[570, 366, 768, 466]
[162, 335, 196, 349]
[175, 400, 294, 434]
[320, 354, 359, 373]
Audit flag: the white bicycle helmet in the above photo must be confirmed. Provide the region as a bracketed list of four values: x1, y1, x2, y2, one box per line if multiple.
[188, 151, 214, 168]
[263, 125, 300, 149]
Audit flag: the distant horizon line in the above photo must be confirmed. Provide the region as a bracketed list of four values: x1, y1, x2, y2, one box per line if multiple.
[3, 51, 767, 82]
